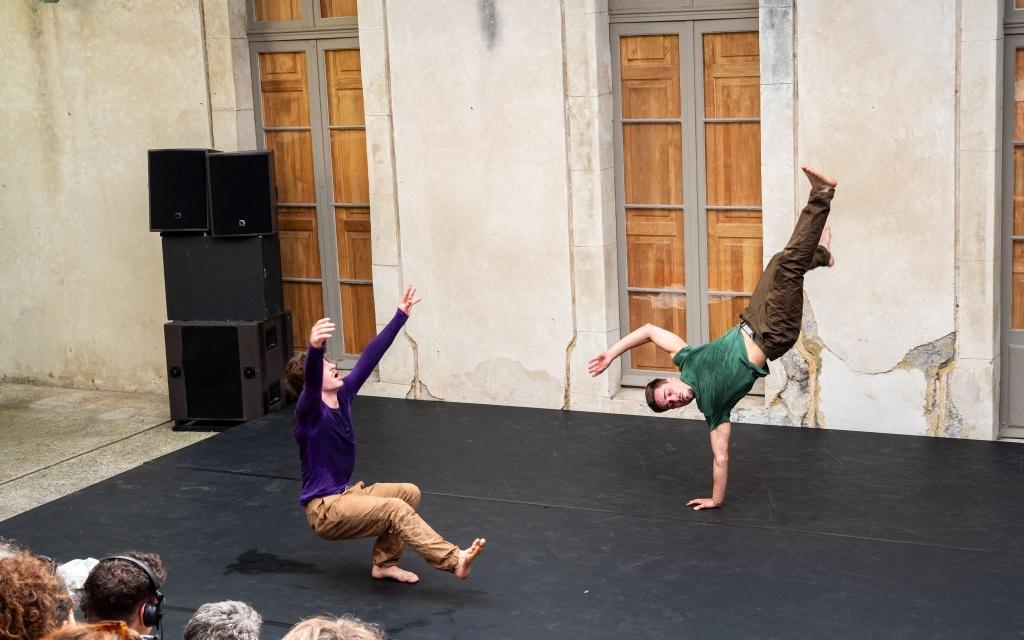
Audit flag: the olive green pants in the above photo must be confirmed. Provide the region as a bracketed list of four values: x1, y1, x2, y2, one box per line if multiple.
[740, 188, 834, 361]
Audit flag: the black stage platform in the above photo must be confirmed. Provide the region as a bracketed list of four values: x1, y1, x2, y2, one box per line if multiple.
[4, 398, 1024, 639]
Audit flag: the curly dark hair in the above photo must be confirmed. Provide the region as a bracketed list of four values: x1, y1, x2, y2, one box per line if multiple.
[82, 552, 166, 624]
[285, 352, 307, 397]
[0, 551, 74, 640]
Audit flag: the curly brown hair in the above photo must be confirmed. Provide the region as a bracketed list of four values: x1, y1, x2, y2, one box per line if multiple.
[0, 551, 74, 640]
[82, 552, 166, 624]
[43, 621, 142, 640]
[285, 352, 307, 397]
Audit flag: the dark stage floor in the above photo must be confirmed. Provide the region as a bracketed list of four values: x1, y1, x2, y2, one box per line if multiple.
[4, 398, 1024, 639]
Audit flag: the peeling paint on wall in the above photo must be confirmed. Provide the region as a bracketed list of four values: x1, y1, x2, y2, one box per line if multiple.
[771, 298, 826, 427]
[769, 299, 971, 437]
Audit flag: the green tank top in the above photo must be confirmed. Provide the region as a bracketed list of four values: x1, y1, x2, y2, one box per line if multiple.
[673, 324, 770, 430]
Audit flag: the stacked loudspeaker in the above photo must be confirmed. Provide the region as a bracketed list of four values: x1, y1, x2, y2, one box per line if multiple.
[149, 149, 291, 426]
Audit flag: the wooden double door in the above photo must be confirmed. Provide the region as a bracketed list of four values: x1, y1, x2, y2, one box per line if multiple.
[612, 20, 764, 378]
[250, 39, 375, 362]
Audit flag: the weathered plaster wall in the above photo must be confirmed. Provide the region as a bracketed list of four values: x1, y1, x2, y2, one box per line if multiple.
[760, 0, 1002, 439]
[382, 0, 576, 408]
[0, 0, 213, 392]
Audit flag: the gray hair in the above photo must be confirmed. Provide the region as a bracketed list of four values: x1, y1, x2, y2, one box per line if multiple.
[0, 537, 23, 559]
[184, 601, 263, 640]
[282, 616, 386, 640]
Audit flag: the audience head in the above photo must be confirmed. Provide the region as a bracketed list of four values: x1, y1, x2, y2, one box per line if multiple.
[43, 621, 141, 640]
[81, 552, 166, 634]
[0, 537, 23, 559]
[0, 550, 75, 640]
[285, 353, 307, 397]
[184, 601, 262, 640]
[282, 616, 386, 640]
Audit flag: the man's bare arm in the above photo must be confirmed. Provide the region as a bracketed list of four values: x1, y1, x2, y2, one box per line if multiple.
[588, 324, 686, 376]
[687, 422, 731, 511]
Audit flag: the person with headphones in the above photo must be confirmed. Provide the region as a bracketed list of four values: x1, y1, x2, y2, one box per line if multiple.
[82, 552, 165, 639]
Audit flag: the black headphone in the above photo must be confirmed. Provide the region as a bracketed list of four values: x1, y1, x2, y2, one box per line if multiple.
[100, 556, 164, 629]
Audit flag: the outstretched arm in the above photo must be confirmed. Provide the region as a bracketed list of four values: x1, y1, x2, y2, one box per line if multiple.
[688, 422, 731, 511]
[588, 323, 687, 376]
[296, 318, 335, 421]
[340, 285, 420, 401]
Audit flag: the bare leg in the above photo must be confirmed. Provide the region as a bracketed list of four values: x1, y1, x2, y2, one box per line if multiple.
[820, 225, 835, 267]
[454, 538, 487, 580]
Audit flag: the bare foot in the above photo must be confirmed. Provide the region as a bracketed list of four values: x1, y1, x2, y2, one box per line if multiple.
[371, 564, 419, 584]
[801, 165, 838, 192]
[454, 538, 486, 580]
[820, 225, 836, 267]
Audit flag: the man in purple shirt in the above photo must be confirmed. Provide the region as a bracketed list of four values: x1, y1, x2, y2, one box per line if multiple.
[284, 285, 485, 584]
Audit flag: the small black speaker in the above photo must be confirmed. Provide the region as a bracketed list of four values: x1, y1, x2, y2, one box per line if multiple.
[208, 150, 277, 237]
[162, 234, 283, 321]
[149, 149, 219, 232]
[165, 313, 291, 421]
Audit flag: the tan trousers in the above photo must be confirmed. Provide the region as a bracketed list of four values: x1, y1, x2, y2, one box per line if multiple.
[304, 481, 460, 571]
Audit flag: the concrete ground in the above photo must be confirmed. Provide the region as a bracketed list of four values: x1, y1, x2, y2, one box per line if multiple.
[0, 382, 214, 522]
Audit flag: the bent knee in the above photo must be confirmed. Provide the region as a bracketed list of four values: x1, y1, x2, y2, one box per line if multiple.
[400, 483, 421, 507]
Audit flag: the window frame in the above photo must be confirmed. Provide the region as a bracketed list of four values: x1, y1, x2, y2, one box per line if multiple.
[1001, 31, 1024, 434]
[611, 17, 760, 387]
[246, 0, 357, 36]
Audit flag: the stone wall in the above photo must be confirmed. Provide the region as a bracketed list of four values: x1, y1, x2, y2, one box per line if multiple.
[0, 0, 1005, 439]
[0, 0, 213, 393]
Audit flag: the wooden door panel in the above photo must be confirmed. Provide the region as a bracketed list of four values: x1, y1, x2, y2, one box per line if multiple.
[321, 0, 357, 18]
[266, 131, 317, 204]
[277, 206, 321, 279]
[707, 210, 762, 292]
[285, 282, 324, 353]
[708, 296, 749, 341]
[1015, 242, 1024, 329]
[626, 208, 684, 289]
[325, 50, 364, 125]
[330, 130, 369, 203]
[259, 52, 311, 127]
[620, 34, 681, 119]
[340, 284, 376, 353]
[703, 32, 759, 118]
[705, 122, 760, 206]
[335, 207, 372, 280]
[1015, 147, 1024, 235]
[624, 124, 683, 205]
[1016, 50, 1024, 140]
[628, 292, 686, 370]
[254, 0, 302, 22]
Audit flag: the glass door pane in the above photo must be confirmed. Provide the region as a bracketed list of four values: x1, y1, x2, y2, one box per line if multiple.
[257, 49, 324, 353]
[619, 34, 686, 370]
[701, 30, 762, 340]
[322, 47, 376, 355]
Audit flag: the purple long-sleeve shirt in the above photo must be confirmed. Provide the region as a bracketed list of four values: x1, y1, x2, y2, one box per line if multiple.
[294, 309, 408, 505]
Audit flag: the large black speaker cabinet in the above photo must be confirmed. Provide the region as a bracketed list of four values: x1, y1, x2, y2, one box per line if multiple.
[148, 148, 219, 232]
[164, 313, 292, 422]
[208, 150, 277, 237]
[162, 234, 283, 321]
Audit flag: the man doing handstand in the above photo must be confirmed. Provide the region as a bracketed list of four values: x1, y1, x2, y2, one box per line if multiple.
[588, 166, 838, 511]
[285, 285, 485, 583]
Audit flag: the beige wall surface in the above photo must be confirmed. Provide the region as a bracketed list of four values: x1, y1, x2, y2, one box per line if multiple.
[760, 0, 1002, 439]
[383, 0, 576, 408]
[0, 0, 212, 392]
